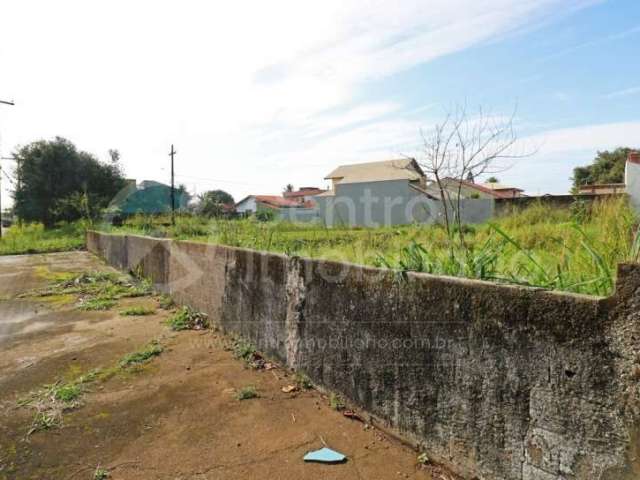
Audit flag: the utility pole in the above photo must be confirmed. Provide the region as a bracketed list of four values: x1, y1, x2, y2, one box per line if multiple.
[0, 157, 17, 239]
[169, 144, 176, 226]
[0, 99, 15, 238]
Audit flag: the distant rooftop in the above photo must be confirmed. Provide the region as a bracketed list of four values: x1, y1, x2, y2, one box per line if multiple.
[482, 182, 524, 192]
[283, 187, 326, 198]
[324, 158, 424, 185]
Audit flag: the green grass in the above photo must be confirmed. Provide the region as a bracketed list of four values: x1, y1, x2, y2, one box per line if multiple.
[329, 392, 345, 411]
[166, 306, 209, 331]
[158, 294, 175, 310]
[18, 372, 101, 434]
[79, 297, 116, 311]
[93, 467, 109, 480]
[232, 338, 257, 361]
[99, 197, 638, 296]
[18, 341, 165, 435]
[236, 386, 258, 400]
[293, 372, 313, 390]
[52, 383, 82, 403]
[27, 270, 154, 314]
[0, 222, 85, 256]
[120, 306, 156, 316]
[119, 341, 163, 368]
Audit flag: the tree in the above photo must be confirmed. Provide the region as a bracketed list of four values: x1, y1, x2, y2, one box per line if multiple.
[486, 176, 499, 183]
[108, 149, 121, 165]
[417, 104, 528, 244]
[12, 137, 126, 227]
[571, 148, 633, 192]
[196, 189, 235, 217]
[284, 184, 294, 192]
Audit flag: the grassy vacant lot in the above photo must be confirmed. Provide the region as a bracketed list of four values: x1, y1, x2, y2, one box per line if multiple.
[0, 222, 85, 256]
[102, 197, 638, 297]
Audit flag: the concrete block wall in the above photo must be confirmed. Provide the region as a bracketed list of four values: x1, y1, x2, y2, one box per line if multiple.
[86, 231, 640, 480]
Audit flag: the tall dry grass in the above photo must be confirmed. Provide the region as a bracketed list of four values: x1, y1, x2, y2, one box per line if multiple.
[103, 197, 638, 296]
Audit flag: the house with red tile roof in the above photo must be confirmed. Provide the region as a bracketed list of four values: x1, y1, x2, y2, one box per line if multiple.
[235, 195, 316, 216]
[426, 177, 525, 199]
[282, 187, 326, 204]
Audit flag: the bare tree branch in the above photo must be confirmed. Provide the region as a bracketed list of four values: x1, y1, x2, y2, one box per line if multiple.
[416, 103, 534, 244]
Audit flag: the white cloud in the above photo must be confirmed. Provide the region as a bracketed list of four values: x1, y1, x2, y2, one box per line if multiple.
[604, 86, 640, 99]
[0, 0, 601, 202]
[537, 23, 640, 63]
[525, 121, 640, 154]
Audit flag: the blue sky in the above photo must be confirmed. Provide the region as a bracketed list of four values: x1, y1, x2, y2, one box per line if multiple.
[0, 0, 639, 202]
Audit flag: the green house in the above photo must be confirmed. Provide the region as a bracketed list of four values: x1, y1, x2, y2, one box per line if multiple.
[109, 180, 190, 215]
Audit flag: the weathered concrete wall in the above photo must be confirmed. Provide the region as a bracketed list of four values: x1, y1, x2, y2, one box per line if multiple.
[87, 231, 640, 480]
[126, 235, 171, 293]
[494, 194, 625, 216]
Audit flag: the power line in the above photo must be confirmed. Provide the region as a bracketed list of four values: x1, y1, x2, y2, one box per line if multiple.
[1, 167, 15, 184]
[174, 173, 273, 188]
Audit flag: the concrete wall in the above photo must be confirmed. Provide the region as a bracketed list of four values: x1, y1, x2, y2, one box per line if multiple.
[495, 194, 625, 216]
[87, 231, 640, 480]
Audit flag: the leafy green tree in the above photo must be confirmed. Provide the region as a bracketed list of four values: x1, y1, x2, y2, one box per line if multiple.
[571, 148, 633, 192]
[196, 189, 234, 217]
[12, 137, 126, 227]
[486, 176, 499, 183]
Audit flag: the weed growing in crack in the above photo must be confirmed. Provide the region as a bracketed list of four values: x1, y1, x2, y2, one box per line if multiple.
[166, 306, 208, 331]
[417, 452, 430, 466]
[119, 341, 164, 368]
[293, 372, 313, 390]
[30, 411, 60, 433]
[329, 393, 345, 411]
[18, 341, 164, 435]
[18, 373, 100, 435]
[52, 383, 82, 403]
[236, 386, 258, 400]
[158, 294, 175, 310]
[79, 297, 117, 311]
[24, 270, 154, 312]
[232, 338, 256, 361]
[230, 338, 268, 369]
[120, 306, 156, 316]
[93, 466, 109, 479]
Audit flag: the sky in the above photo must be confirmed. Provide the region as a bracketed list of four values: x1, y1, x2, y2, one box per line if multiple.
[1, 0, 639, 205]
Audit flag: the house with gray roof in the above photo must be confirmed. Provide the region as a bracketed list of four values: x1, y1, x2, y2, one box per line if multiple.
[315, 158, 440, 227]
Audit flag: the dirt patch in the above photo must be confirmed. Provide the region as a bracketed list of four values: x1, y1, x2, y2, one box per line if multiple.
[0, 252, 453, 480]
